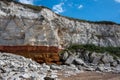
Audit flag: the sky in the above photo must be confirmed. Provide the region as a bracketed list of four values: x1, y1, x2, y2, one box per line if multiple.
[18, 0, 120, 24]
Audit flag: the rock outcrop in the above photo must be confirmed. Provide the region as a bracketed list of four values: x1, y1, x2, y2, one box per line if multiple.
[0, 0, 120, 48]
[60, 49, 120, 73]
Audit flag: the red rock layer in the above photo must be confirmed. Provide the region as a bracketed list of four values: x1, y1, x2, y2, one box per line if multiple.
[0, 46, 61, 64]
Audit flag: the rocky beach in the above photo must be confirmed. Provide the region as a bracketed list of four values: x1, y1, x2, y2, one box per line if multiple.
[0, 51, 120, 80]
[0, 0, 120, 80]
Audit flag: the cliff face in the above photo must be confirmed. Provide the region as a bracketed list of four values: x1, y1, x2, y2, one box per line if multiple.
[0, 1, 120, 48]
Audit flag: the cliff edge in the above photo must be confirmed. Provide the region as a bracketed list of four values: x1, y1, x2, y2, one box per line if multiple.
[0, 0, 120, 48]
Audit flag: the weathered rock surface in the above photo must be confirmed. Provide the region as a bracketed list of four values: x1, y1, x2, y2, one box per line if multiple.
[0, 52, 83, 80]
[0, 1, 120, 79]
[60, 50, 120, 73]
[0, 1, 120, 48]
[0, 52, 57, 80]
[0, 46, 61, 64]
[0, 51, 120, 80]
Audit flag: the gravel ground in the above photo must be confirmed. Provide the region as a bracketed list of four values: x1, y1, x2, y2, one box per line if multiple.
[57, 71, 120, 80]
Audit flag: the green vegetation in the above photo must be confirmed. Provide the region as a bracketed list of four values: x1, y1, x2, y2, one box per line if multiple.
[64, 44, 120, 57]
[95, 21, 117, 25]
[22, 4, 43, 11]
[3, 0, 15, 2]
[14, 1, 50, 11]
[2, 0, 51, 11]
[1, 0, 15, 3]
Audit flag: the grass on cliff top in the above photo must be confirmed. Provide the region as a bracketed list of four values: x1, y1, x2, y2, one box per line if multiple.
[57, 14, 120, 25]
[63, 44, 120, 58]
[2, 0, 50, 11]
[14, 1, 50, 11]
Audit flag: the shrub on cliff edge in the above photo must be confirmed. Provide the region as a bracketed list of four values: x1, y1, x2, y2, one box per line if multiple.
[61, 44, 120, 57]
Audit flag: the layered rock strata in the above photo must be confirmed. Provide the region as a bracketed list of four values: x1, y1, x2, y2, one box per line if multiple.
[0, 46, 61, 64]
[0, 1, 120, 64]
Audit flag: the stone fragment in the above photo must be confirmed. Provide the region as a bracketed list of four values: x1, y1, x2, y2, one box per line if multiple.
[50, 65, 62, 70]
[65, 55, 75, 65]
[92, 56, 101, 64]
[20, 73, 30, 79]
[74, 58, 87, 67]
[111, 61, 118, 67]
[114, 65, 120, 73]
[60, 51, 69, 61]
[96, 64, 105, 72]
[101, 53, 114, 63]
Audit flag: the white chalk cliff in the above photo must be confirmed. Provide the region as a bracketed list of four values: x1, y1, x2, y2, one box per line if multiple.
[0, 1, 120, 48]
